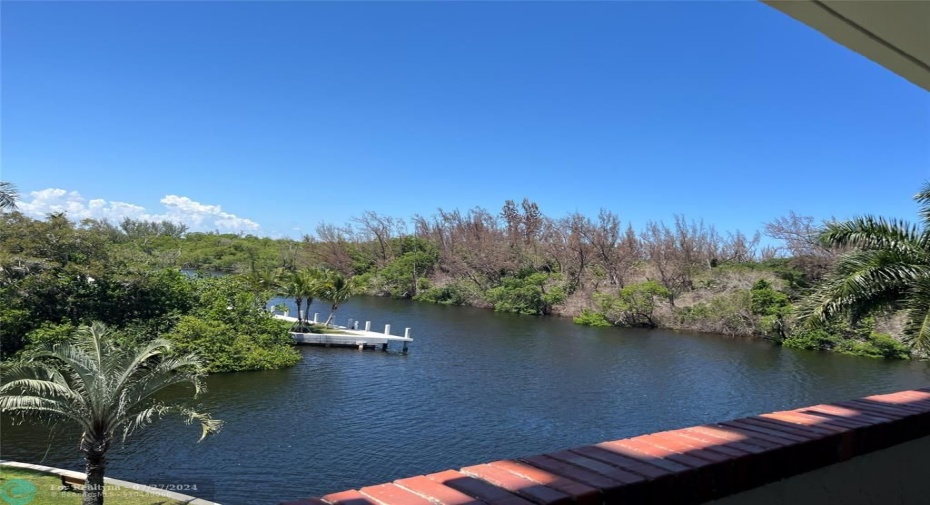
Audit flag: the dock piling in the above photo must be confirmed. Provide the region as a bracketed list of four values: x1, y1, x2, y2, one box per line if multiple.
[385, 324, 391, 335]
[365, 321, 371, 331]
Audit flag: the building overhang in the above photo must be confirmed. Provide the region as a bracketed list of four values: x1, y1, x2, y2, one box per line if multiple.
[762, 0, 930, 92]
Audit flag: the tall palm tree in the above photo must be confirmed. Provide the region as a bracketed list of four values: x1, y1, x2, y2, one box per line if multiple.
[0, 181, 18, 210]
[0, 323, 221, 505]
[322, 272, 358, 327]
[801, 182, 930, 352]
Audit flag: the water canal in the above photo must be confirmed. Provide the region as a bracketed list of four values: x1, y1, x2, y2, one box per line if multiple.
[4, 296, 929, 504]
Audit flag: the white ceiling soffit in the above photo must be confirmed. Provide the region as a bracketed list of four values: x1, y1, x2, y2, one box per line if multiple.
[762, 0, 930, 92]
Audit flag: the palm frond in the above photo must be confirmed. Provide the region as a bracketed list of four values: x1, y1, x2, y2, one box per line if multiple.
[798, 248, 930, 324]
[0, 395, 85, 426]
[821, 216, 924, 255]
[914, 181, 930, 225]
[2, 322, 221, 462]
[184, 408, 224, 442]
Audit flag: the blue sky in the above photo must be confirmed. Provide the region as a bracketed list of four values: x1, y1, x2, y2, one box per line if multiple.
[2, 1, 928, 238]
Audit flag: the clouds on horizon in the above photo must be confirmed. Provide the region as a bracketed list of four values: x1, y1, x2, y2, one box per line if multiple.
[17, 188, 260, 232]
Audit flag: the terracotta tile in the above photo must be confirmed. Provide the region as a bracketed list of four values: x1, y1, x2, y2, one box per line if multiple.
[676, 428, 768, 455]
[870, 390, 930, 405]
[806, 404, 894, 424]
[323, 490, 380, 505]
[760, 412, 849, 435]
[638, 433, 734, 463]
[657, 430, 755, 458]
[461, 464, 571, 505]
[689, 426, 782, 451]
[605, 438, 714, 469]
[728, 418, 820, 442]
[838, 399, 920, 418]
[395, 475, 484, 505]
[546, 450, 647, 484]
[427, 469, 535, 505]
[487, 460, 600, 505]
[522, 454, 624, 490]
[572, 445, 675, 480]
[360, 484, 435, 505]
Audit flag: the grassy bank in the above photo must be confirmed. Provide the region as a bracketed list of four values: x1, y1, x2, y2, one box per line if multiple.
[0, 466, 187, 505]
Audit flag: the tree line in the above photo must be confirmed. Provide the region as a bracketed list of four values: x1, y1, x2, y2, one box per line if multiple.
[0, 186, 922, 361]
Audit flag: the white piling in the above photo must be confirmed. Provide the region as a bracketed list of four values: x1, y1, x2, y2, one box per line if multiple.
[313, 313, 319, 323]
[384, 324, 391, 335]
[365, 321, 371, 332]
[405, 328, 411, 339]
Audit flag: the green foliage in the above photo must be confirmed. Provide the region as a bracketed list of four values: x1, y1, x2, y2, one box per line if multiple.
[757, 258, 812, 294]
[24, 321, 77, 350]
[415, 282, 472, 306]
[0, 322, 221, 505]
[782, 318, 910, 359]
[166, 277, 300, 372]
[836, 333, 911, 360]
[801, 183, 930, 353]
[486, 272, 564, 315]
[378, 250, 439, 298]
[583, 280, 669, 328]
[174, 232, 286, 273]
[573, 309, 612, 327]
[750, 280, 790, 315]
[782, 327, 840, 351]
[750, 279, 792, 339]
[0, 306, 32, 358]
[674, 290, 756, 336]
[165, 276, 299, 373]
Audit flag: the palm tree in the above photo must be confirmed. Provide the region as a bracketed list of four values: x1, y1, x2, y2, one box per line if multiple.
[801, 182, 930, 352]
[0, 323, 221, 505]
[322, 271, 358, 327]
[282, 270, 309, 330]
[0, 181, 18, 210]
[280, 269, 326, 331]
[299, 268, 325, 329]
[243, 262, 281, 309]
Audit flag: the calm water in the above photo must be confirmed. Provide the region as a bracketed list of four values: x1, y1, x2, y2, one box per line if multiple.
[4, 296, 930, 504]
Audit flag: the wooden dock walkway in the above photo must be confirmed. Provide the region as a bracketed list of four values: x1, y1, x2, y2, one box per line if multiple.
[272, 314, 413, 352]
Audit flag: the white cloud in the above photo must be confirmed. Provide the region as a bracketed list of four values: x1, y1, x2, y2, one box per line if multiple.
[18, 188, 260, 233]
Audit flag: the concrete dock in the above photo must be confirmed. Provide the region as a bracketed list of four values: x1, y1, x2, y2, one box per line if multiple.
[273, 314, 413, 351]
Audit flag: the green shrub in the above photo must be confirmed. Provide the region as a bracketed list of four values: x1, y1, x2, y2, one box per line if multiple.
[165, 276, 300, 372]
[416, 282, 471, 305]
[378, 251, 439, 298]
[592, 280, 670, 328]
[782, 328, 840, 351]
[486, 272, 564, 315]
[573, 309, 612, 327]
[836, 333, 910, 360]
[674, 290, 756, 336]
[25, 321, 77, 350]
